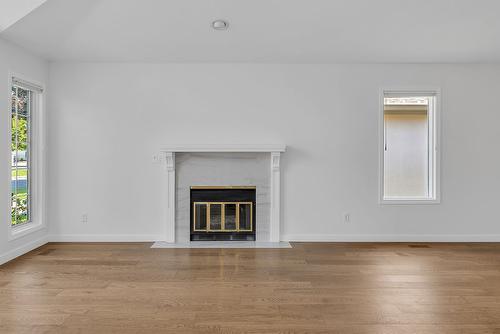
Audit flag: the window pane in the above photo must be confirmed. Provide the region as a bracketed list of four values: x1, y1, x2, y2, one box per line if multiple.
[11, 85, 31, 226]
[383, 97, 430, 199]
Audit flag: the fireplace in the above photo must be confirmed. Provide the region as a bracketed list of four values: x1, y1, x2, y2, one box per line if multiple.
[190, 186, 256, 241]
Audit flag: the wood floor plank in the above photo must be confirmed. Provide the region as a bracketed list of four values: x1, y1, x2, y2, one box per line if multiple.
[2, 242, 500, 333]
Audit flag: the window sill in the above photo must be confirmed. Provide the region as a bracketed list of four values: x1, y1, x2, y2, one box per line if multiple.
[9, 221, 45, 241]
[380, 198, 440, 205]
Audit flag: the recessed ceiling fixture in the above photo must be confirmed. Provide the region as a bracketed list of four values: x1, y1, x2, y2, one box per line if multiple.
[212, 20, 228, 30]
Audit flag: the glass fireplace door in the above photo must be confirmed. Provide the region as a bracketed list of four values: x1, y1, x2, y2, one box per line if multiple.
[193, 202, 253, 232]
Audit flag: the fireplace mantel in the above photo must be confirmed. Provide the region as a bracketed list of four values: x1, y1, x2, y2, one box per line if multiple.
[160, 144, 286, 153]
[160, 144, 286, 243]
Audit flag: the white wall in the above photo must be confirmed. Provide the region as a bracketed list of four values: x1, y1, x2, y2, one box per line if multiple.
[0, 38, 48, 263]
[48, 63, 500, 241]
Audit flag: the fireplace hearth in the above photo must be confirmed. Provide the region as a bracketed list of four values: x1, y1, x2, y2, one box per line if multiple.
[190, 186, 256, 241]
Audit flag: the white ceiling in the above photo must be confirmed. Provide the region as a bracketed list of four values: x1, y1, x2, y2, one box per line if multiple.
[1, 0, 500, 63]
[0, 0, 46, 31]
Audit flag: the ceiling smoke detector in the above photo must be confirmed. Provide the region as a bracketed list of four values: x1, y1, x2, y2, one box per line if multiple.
[212, 20, 228, 30]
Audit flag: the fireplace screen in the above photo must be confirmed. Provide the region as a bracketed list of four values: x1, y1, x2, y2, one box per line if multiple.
[190, 186, 256, 241]
[193, 202, 253, 232]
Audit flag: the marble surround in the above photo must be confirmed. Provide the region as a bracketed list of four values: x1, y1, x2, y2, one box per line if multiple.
[160, 145, 285, 243]
[176, 153, 270, 243]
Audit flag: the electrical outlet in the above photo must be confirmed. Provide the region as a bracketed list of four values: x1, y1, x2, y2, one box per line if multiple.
[81, 214, 88, 223]
[343, 213, 350, 223]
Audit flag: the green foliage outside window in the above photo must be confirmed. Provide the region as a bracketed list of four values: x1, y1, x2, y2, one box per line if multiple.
[11, 86, 30, 226]
[12, 118, 28, 151]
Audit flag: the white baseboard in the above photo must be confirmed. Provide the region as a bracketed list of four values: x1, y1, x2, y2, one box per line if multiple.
[49, 234, 163, 242]
[282, 234, 500, 242]
[0, 235, 49, 266]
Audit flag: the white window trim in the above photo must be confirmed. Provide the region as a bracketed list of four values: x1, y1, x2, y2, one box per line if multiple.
[8, 73, 46, 241]
[379, 88, 441, 205]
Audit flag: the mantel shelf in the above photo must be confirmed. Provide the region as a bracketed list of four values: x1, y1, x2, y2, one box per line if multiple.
[160, 144, 286, 153]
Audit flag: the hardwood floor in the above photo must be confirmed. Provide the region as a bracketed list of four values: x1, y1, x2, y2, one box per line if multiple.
[2, 242, 500, 333]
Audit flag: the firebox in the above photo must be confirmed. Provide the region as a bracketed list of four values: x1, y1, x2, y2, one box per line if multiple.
[190, 186, 256, 241]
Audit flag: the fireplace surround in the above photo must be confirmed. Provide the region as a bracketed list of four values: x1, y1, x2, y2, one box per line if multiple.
[190, 186, 256, 241]
[160, 144, 286, 243]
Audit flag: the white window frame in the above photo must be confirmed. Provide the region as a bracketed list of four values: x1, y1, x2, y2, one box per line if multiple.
[8, 73, 46, 240]
[379, 88, 441, 205]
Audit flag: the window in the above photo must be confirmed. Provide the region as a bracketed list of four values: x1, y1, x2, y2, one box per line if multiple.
[380, 90, 440, 203]
[10, 76, 44, 237]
